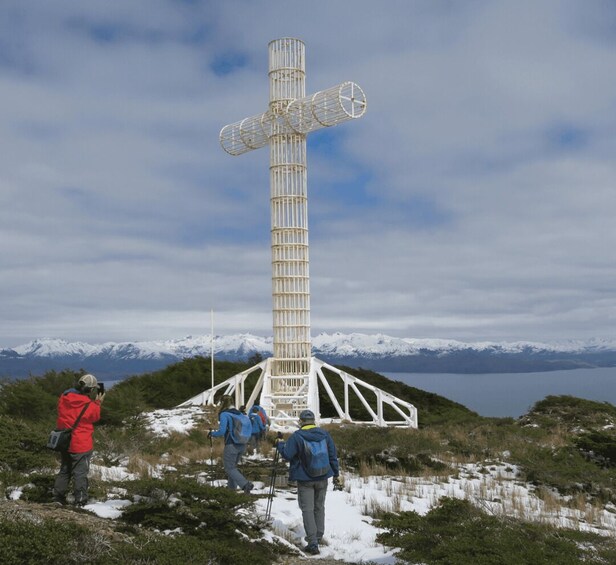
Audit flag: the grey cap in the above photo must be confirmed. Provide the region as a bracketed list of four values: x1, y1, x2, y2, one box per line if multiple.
[299, 409, 315, 422]
[78, 374, 97, 389]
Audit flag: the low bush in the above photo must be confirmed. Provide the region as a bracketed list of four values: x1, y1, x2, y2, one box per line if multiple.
[516, 443, 616, 499]
[0, 370, 80, 422]
[575, 430, 616, 466]
[330, 425, 447, 474]
[16, 474, 56, 503]
[0, 510, 279, 565]
[117, 475, 282, 564]
[376, 497, 616, 565]
[0, 516, 102, 565]
[522, 395, 616, 432]
[0, 415, 54, 471]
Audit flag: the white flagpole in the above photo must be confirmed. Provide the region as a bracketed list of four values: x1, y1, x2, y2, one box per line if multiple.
[210, 309, 215, 392]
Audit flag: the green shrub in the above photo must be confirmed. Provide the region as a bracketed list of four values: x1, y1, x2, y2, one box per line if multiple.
[524, 395, 616, 431]
[111, 531, 281, 565]
[0, 379, 57, 422]
[94, 418, 153, 465]
[0, 415, 55, 471]
[0, 516, 103, 565]
[35, 370, 83, 398]
[0, 370, 83, 423]
[516, 443, 615, 498]
[111, 533, 232, 564]
[575, 430, 616, 466]
[376, 497, 616, 565]
[330, 425, 447, 474]
[98, 378, 149, 426]
[18, 474, 56, 503]
[117, 475, 280, 564]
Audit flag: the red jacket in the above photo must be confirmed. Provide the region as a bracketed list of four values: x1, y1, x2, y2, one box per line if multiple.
[56, 389, 101, 453]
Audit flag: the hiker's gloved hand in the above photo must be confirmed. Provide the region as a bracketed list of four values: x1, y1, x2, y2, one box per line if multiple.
[207, 430, 213, 439]
[333, 476, 343, 491]
[274, 431, 284, 445]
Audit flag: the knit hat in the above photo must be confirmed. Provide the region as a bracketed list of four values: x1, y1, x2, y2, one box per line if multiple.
[299, 409, 315, 422]
[78, 373, 98, 390]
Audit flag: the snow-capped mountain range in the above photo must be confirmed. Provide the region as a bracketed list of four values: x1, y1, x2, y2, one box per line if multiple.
[2, 333, 616, 379]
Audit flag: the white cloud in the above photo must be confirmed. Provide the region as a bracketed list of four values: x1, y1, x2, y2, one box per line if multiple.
[0, 0, 615, 347]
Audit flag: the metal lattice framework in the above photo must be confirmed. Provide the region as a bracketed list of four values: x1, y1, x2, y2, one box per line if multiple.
[179, 357, 418, 428]
[220, 81, 368, 155]
[182, 38, 416, 428]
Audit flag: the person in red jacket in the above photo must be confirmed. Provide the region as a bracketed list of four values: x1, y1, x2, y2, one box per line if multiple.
[52, 373, 105, 506]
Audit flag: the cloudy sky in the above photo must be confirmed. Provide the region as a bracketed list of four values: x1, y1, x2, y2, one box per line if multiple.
[1, 0, 615, 347]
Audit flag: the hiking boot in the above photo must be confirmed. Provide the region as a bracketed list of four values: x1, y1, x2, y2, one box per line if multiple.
[242, 481, 254, 494]
[304, 544, 320, 555]
[52, 497, 66, 506]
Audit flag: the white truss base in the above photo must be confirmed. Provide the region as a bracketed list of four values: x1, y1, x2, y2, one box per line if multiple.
[178, 357, 418, 429]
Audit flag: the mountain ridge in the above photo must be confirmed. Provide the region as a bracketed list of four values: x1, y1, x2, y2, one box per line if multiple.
[2, 332, 616, 379]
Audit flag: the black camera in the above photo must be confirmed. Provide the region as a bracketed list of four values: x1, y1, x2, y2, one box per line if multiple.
[97, 383, 105, 394]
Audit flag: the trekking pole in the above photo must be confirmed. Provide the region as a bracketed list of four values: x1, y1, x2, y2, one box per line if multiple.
[265, 446, 280, 521]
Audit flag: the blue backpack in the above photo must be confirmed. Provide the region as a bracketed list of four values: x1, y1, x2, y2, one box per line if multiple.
[228, 411, 252, 444]
[299, 436, 332, 477]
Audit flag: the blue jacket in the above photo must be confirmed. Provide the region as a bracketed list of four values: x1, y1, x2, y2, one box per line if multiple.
[249, 410, 265, 435]
[250, 404, 270, 427]
[277, 425, 339, 482]
[210, 408, 245, 445]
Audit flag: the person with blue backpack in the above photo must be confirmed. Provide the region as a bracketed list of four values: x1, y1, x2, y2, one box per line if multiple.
[250, 403, 271, 431]
[276, 409, 341, 556]
[208, 395, 254, 494]
[249, 406, 266, 453]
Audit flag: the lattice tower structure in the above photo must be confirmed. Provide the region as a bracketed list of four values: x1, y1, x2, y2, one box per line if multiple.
[268, 38, 311, 379]
[219, 38, 367, 424]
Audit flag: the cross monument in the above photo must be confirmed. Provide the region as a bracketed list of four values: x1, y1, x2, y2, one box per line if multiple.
[181, 38, 417, 429]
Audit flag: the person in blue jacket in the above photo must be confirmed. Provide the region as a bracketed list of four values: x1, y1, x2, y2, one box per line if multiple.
[208, 395, 254, 494]
[249, 406, 266, 453]
[250, 403, 271, 430]
[276, 409, 341, 555]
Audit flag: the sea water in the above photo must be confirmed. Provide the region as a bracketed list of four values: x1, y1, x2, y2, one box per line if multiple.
[382, 367, 616, 418]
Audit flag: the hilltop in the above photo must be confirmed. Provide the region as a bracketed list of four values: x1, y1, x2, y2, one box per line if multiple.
[2, 360, 616, 563]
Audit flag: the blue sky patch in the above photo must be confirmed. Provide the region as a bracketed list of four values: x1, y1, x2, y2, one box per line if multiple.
[211, 51, 248, 76]
[66, 17, 167, 45]
[308, 128, 346, 158]
[396, 194, 453, 230]
[547, 124, 588, 151]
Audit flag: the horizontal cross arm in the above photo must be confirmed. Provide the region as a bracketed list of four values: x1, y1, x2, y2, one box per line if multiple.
[219, 81, 367, 156]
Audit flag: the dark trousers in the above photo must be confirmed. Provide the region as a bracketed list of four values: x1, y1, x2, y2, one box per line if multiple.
[249, 432, 261, 451]
[53, 450, 92, 504]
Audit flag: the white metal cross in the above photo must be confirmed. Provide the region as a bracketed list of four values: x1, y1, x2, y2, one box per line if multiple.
[220, 38, 366, 420]
[180, 39, 416, 429]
